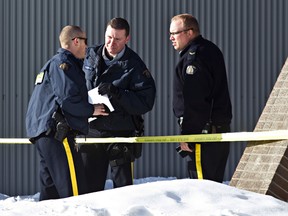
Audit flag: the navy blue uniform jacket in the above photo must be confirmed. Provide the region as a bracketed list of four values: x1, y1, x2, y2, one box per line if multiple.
[83, 45, 156, 131]
[26, 48, 94, 138]
[173, 35, 232, 135]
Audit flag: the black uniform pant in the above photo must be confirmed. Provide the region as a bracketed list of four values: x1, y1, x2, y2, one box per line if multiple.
[34, 132, 87, 200]
[186, 141, 230, 183]
[80, 129, 134, 192]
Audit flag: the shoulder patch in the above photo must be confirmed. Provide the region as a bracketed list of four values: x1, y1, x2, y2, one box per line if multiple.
[143, 69, 151, 78]
[186, 65, 197, 75]
[35, 71, 45, 85]
[59, 63, 70, 71]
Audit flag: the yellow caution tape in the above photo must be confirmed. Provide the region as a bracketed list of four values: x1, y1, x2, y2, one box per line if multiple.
[0, 130, 288, 144]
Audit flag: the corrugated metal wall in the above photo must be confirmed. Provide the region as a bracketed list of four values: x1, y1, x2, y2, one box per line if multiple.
[1, 0, 288, 196]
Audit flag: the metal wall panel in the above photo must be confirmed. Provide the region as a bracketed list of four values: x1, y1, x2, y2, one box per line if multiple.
[1, 0, 288, 195]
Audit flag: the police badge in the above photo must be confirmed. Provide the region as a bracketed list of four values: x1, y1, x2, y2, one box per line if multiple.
[186, 65, 196, 75]
[59, 62, 70, 71]
[143, 69, 152, 78]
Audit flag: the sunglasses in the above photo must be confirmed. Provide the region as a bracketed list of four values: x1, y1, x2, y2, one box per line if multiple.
[72, 37, 87, 45]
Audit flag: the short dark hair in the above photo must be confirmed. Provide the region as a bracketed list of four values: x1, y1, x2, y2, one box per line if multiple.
[107, 17, 130, 36]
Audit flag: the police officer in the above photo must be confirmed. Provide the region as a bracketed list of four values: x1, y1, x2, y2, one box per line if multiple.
[26, 25, 107, 201]
[170, 14, 232, 182]
[81, 17, 156, 192]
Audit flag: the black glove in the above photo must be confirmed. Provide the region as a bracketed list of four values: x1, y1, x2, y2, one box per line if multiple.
[98, 83, 119, 96]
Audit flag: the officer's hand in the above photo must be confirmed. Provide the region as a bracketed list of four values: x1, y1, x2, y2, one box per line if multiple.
[98, 83, 119, 96]
[93, 104, 109, 116]
[180, 142, 194, 152]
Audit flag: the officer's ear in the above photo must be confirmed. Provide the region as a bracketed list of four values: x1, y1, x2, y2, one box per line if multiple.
[187, 29, 194, 36]
[188, 29, 198, 39]
[71, 37, 79, 46]
[125, 35, 131, 44]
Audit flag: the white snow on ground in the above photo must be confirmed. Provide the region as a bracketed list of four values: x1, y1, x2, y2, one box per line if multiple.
[1, 177, 288, 216]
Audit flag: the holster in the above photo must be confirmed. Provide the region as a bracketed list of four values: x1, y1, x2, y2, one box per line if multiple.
[107, 143, 133, 167]
[132, 115, 144, 159]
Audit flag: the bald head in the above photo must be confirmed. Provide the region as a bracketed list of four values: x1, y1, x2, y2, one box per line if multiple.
[59, 25, 85, 48]
[59, 25, 87, 59]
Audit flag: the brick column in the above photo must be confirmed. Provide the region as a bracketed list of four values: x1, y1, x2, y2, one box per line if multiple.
[230, 58, 288, 202]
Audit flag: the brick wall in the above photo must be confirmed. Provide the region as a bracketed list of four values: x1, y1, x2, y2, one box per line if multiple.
[230, 58, 288, 202]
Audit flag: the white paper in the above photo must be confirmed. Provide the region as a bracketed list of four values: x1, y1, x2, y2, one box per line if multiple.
[88, 87, 114, 112]
[88, 117, 97, 122]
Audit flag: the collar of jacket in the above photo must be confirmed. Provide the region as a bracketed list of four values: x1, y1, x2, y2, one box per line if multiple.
[102, 46, 126, 66]
[57, 48, 83, 65]
[179, 35, 204, 57]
